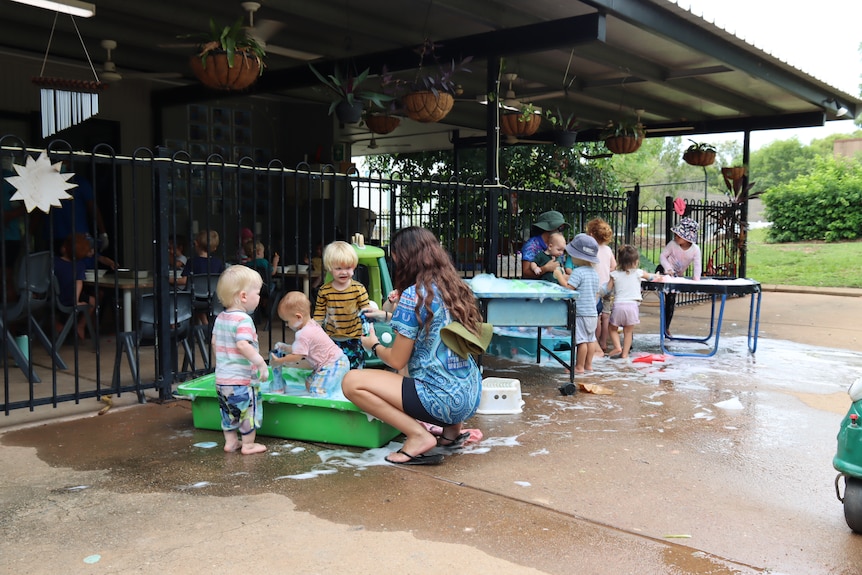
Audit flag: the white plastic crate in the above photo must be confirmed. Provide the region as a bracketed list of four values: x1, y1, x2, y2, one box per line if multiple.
[477, 377, 524, 414]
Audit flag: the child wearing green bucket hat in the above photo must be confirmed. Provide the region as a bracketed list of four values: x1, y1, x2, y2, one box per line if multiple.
[521, 210, 570, 279]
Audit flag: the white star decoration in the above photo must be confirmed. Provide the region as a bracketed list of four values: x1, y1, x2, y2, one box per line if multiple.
[5, 151, 77, 214]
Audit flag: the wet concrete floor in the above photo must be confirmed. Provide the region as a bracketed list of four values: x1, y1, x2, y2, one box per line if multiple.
[3, 290, 862, 574]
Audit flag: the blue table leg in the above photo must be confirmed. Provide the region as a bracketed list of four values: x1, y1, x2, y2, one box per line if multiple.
[658, 294, 725, 357]
[747, 290, 762, 353]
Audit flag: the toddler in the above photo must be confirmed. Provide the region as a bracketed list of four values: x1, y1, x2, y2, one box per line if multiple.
[272, 291, 350, 398]
[529, 231, 567, 282]
[602, 245, 662, 359]
[168, 234, 187, 271]
[174, 229, 225, 288]
[586, 217, 616, 356]
[313, 241, 370, 369]
[658, 217, 701, 337]
[552, 233, 601, 374]
[212, 265, 269, 455]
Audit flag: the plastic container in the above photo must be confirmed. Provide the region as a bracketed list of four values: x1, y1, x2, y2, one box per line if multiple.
[477, 377, 524, 414]
[175, 371, 401, 448]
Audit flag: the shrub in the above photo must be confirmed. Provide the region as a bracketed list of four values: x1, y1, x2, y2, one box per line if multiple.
[762, 157, 862, 242]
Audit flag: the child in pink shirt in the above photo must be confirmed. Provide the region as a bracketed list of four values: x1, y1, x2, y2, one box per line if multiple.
[271, 291, 350, 398]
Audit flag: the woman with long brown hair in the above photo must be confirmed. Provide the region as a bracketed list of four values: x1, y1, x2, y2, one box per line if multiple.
[342, 227, 483, 465]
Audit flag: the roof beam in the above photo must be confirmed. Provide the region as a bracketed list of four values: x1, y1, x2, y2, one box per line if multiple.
[580, 0, 854, 114]
[153, 13, 606, 107]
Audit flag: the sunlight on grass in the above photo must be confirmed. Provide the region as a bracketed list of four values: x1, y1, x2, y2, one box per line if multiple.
[746, 228, 862, 288]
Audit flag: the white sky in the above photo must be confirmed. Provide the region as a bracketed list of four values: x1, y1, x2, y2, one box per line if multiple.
[679, 0, 862, 148]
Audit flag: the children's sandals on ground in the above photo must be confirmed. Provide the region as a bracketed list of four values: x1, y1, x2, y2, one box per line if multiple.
[384, 448, 444, 465]
[436, 431, 470, 449]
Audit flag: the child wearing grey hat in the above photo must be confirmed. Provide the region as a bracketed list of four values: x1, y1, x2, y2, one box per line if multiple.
[553, 233, 601, 374]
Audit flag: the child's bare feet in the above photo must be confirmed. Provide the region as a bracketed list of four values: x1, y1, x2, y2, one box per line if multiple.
[574, 367, 586, 374]
[241, 442, 267, 455]
[223, 442, 241, 453]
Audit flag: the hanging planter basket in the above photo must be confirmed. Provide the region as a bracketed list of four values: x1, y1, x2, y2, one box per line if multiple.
[604, 134, 643, 154]
[721, 166, 747, 181]
[501, 113, 542, 137]
[553, 130, 579, 147]
[401, 91, 454, 123]
[683, 149, 716, 166]
[190, 52, 261, 91]
[335, 100, 364, 124]
[365, 114, 401, 134]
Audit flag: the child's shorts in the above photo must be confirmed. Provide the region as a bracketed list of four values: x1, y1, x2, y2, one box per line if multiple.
[609, 301, 640, 327]
[217, 384, 263, 435]
[574, 315, 598, 345]
[335, 338, 365, 369]
[308, 353, 350, 399]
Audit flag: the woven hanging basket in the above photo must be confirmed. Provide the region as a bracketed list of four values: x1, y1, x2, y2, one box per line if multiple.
[190, 52, 261, 91]
[401, 91, 454, 123]
[683, 149, 716, 166]
[501, 113, 542, 137]
[365, 114, 401, 134]
[721, 166, 746, 181]
[604, 135, 643, 154]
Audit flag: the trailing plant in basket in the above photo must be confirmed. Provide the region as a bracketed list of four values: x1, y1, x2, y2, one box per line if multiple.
[187, 18, 265, 74]
[384, 38, 472, 97]
[544, 107, 579, 132]
[601, 119, 645, 139]
[683, 140, 717, 166]
[309, 63, 394, 117]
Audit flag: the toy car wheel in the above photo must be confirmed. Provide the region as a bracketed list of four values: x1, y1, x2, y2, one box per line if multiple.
[844, 477, 862, 532]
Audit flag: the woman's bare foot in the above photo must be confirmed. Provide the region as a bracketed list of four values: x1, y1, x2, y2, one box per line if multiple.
[574, 367, 586, 375]
[241, 442, 267, 455]
[608, 348, 622, 357]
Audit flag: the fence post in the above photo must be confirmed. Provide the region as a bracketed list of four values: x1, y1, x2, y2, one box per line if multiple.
[486, 183, 499, 275]
[664, 195, 674, 244]
[154, 148, 174, 401]
[624, 184, 640, 244]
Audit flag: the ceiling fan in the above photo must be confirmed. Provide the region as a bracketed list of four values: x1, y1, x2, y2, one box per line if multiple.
[240, 2, 323, 60]
[363, 135, 412, 150]
[99, 40, 182, 83]
[158, 3, 323, 61]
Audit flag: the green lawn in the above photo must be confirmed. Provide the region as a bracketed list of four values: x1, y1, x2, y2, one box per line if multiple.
[745, 228, 862, 288]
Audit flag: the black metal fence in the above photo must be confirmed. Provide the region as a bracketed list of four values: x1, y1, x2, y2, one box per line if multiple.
[1, 137, 744, 414]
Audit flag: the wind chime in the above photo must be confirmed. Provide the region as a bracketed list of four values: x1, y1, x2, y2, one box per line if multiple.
[32, 12, 106, 138]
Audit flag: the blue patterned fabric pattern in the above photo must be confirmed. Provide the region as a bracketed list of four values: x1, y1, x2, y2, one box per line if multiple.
[391, 284, 481, 424]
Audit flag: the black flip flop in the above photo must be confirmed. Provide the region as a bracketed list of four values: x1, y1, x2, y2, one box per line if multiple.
[436, 431, 470, 449]
[385, 448, 444, 465]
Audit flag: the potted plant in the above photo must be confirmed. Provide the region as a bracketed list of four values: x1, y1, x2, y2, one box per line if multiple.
[187, 18, 265, 91]
[309, 63, 394, 125]
[544, 107, 579, 147]
[721, 165, 747, 182]
[683, 140, 717, 166]
[720, 165, 761, 207]
[501, 102, 542, 137]
[602, 119, 645, 154]
[386, 39, 472, 123]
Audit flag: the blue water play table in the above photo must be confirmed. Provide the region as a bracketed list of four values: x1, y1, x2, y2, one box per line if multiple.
[643, 277, 762, 357]
[467, 278, 579, 383]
